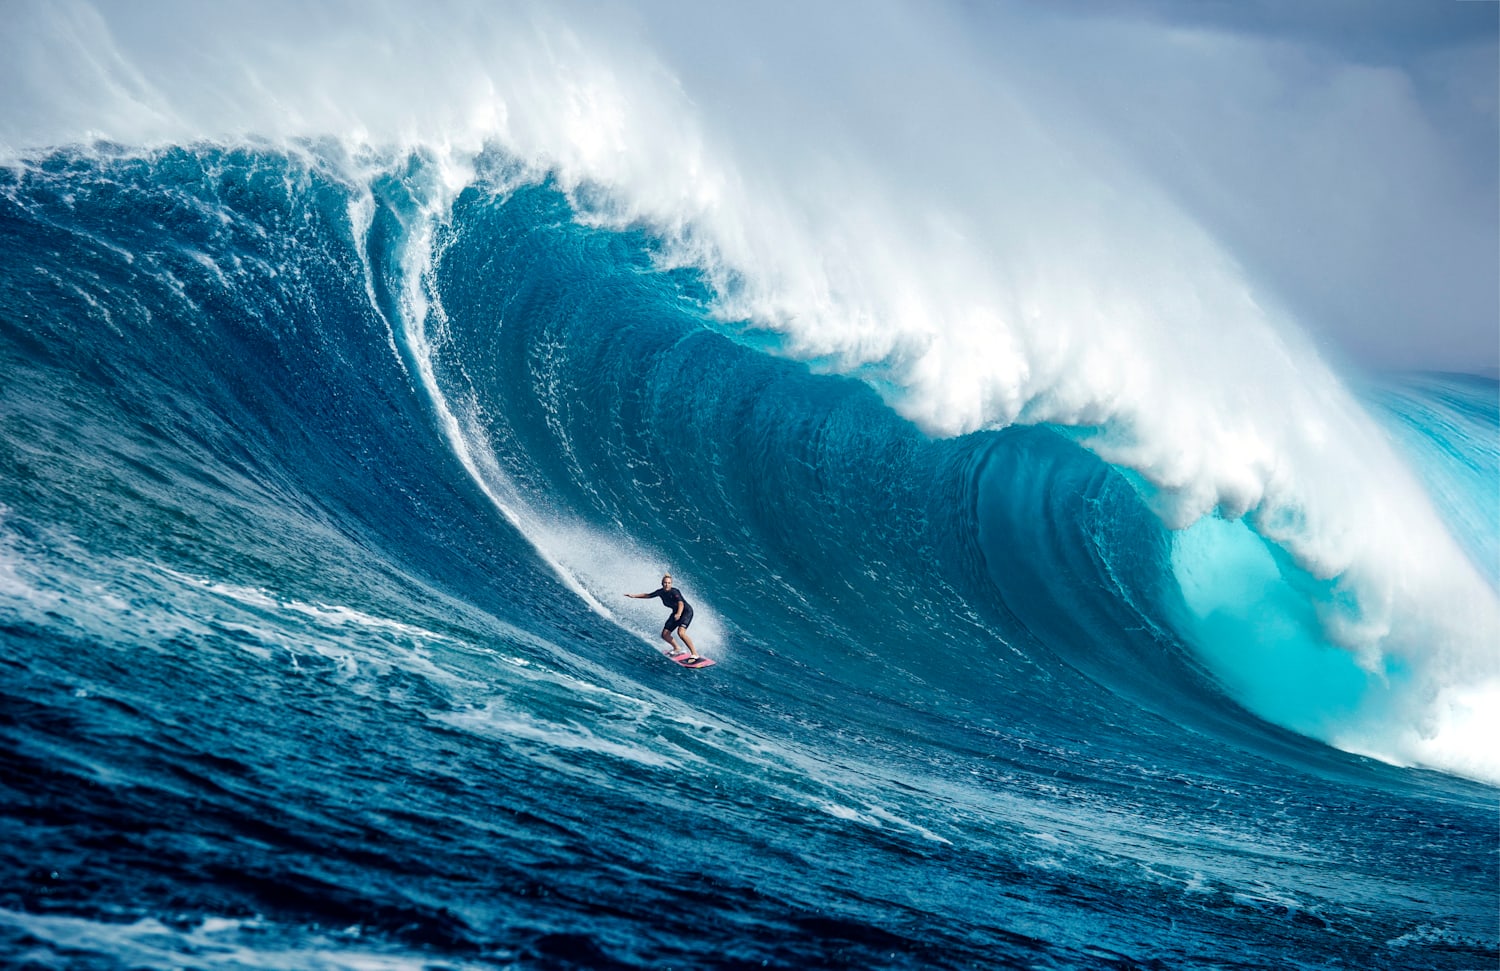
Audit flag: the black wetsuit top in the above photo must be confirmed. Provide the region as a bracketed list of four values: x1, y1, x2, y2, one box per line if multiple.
[648, 587, 693, 630]
[649, 587, 689, 613]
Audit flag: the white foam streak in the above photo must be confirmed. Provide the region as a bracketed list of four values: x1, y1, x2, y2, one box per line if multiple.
[0, 907, 486, 971]
[371, 155, 728, 654]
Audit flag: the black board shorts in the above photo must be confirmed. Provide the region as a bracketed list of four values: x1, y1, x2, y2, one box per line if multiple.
[663, 605, 694, 632]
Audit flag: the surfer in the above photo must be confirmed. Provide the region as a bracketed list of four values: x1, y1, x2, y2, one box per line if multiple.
[626, 575, 702, 663]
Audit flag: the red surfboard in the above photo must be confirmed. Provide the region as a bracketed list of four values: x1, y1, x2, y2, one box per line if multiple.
[666, 652, 716, 668]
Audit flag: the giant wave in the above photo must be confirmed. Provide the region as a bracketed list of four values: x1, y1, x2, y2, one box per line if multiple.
[7, 0, 1492, 779]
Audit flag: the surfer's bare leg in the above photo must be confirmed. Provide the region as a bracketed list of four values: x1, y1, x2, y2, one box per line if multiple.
[661, 629, 683, 654]
[677, 627, 698, 658]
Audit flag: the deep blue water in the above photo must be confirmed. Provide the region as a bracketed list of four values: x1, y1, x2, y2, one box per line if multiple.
[0, 146, 1495, 970]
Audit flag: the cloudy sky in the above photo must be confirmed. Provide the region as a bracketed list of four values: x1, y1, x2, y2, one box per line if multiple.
[997, 0, 1499, 374]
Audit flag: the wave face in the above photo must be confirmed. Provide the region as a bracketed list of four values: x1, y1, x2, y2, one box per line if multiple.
[1, 141, 1496, 969]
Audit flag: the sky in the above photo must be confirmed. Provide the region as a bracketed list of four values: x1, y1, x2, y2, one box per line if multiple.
[995, 0, 1500, 374]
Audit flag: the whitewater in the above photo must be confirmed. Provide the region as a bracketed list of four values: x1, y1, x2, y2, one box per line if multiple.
[1, 2, 1496, 968]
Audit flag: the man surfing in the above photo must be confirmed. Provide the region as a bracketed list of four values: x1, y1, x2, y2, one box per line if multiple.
[626, 574, 704, 664]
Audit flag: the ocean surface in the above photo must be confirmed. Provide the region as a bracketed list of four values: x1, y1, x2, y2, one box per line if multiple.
[0, 141, 1495, 971]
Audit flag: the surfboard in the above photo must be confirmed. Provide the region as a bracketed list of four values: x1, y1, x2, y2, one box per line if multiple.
[666, 652, 715, 668]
